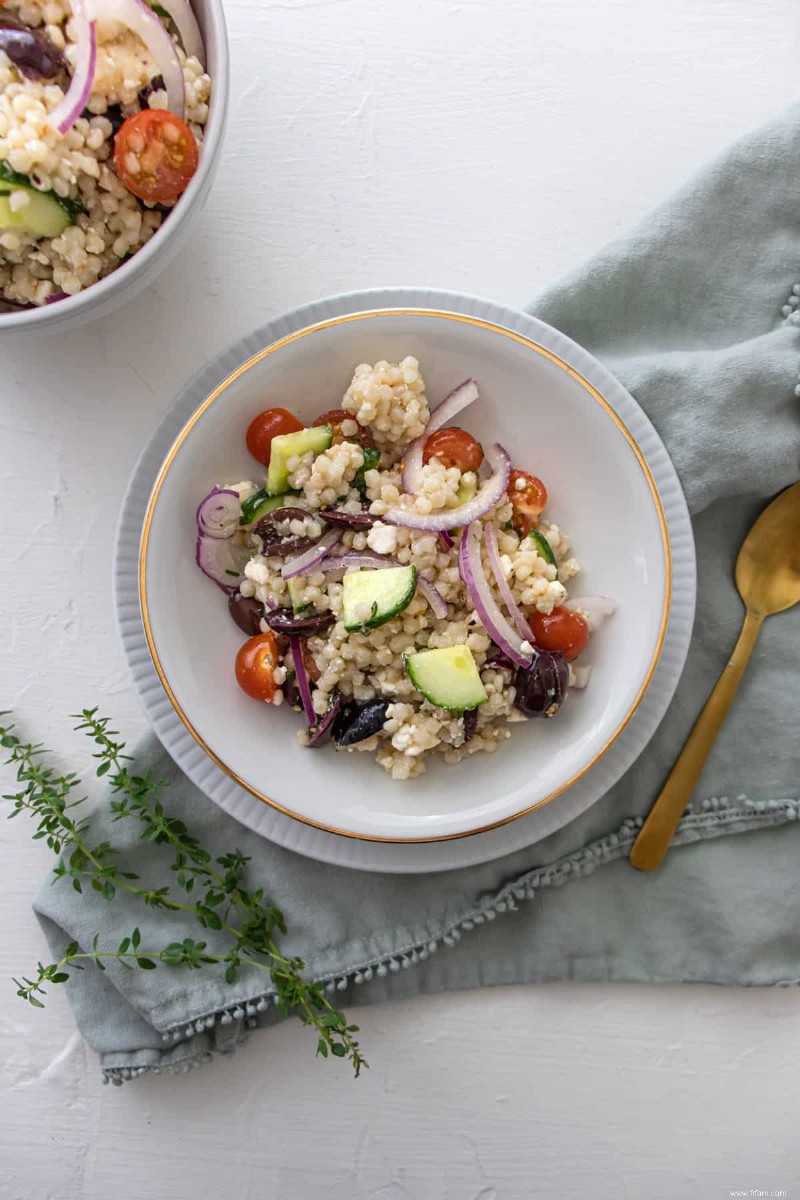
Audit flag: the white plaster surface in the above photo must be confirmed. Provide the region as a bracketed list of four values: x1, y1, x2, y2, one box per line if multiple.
[1, 1, 799, 1196]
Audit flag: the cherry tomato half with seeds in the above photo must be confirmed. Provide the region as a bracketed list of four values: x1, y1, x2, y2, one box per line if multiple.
[507, 469, 548, 534]
[422, 427, 484, 473]
[528, 606, 589, 662]
[114, 109, 198, 203]
[235, 631, 280, 702]
[245, 407, 303, 466]
[313, 408, 374, 448]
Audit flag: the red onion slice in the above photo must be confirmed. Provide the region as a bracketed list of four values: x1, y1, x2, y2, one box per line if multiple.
[417, 575, 448, 619]
[289, 635, 315, 725]
[195, 533, 244, 593]
[196, 487, 240, 539]
[281, 528, 341, 579]
[565, 595, 617, 633]
[401, 378, 479, 494]
[319, 552, 394, 573]
[572, 664, 593, 689]
[152, 0, 204, 64]
[91, 0, 185, 117]
[385, 442, 511, 532]
[46, 3, 97, 135]
[484, 522, 531, 641]
[459, 522, 534, 669]
[438, 530, 454, 550]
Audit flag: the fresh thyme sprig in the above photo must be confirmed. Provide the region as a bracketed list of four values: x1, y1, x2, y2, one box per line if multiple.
[2, 710, 366, 1075]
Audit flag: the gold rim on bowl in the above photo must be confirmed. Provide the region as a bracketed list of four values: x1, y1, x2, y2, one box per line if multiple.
[140, 309, 672, 842]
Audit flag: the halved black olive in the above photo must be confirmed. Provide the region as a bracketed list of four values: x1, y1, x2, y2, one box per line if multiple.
[0, 15, 67, 81]
[228, 592, 266, 636]
[254, 507, 317, 557]
[332, 698, 390, 746]
[264, 607, 336, 635]
[320, 508, 377, 529]
[513, 650, 569, 718]
[462, 708, 479, 742]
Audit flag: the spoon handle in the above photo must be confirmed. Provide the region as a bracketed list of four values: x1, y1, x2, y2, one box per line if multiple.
[630, 610, 763, 871]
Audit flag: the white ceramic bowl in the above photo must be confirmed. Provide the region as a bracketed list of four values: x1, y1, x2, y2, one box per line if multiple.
[0, 0, 228, 338]
[140, 303, 672, 842]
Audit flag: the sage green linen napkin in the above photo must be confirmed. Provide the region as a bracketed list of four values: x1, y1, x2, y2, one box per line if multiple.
[31, 104, 800, 1081]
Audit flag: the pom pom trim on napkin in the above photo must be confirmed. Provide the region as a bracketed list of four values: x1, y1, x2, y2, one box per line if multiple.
[101, 791, 800, 1084]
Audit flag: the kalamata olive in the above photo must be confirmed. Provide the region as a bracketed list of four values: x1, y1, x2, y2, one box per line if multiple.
[306, 691, 343, 748]
[254, 508, 317, 557]
[264, 607, 336, 635]
[0, 14, 67, 80]
[333, 698, 390, 746]
[513, 650, 569, 719]
[138, 73, 165, 109]
[228, 592, 266, 636]
[104, 104, 126, 136]
[462, 708, 478, 742]
[319, 508, 377, 529]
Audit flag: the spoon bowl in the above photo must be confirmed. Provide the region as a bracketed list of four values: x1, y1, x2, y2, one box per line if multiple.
[735, 481, 800, 616]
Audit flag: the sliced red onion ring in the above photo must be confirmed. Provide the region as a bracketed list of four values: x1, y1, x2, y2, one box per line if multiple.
[195, 533, 244, 593]
[401, 378, 479, 494]
[151, 0, 204, 64]
[288, 635, 315, 725]
[196, 487, 240, 539]
[484, 522, 531, 640]
[47, 3, 97, 135]
[91, 0, 185, 117]
[438, 530, 454, 550]
[417, 575, 448, 619]
[385, 442, 511, 532]
[459, 522, 534, 669]
[572, 664, 593, 689]
[281, 527, 341, 579]
[565, 595, 617, 633]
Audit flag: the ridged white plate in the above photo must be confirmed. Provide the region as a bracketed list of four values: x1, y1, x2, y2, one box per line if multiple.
[114, 288, 695, 872]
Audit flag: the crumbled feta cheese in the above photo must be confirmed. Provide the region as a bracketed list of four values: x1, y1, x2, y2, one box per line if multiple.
[366, 521, 398, 556]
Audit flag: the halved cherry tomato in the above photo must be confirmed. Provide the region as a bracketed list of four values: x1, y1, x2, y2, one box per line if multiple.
[313, 408, 374, 448]
[422, 427, 483, 472]
[246, 407, 303, 466]
[235, 631, 280, 701]
[528, 607, 589, 662]
[507, 469, 548, 534]
[114, 109, 199, 203]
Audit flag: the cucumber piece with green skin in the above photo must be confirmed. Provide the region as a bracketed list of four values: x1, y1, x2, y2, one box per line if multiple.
[266, 426, 332, 496]
[239, 488, 300, 525]
[404, 645, 488, 711]
[455, 475, 477, 506]
[0, 190, 71, 238]
[342, 565, 417, 633]
[528, 529, 557, 571]
[287, 577, 311, 613]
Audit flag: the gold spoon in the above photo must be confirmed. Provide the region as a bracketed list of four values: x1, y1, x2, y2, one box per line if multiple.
[631, 481, 800, 872]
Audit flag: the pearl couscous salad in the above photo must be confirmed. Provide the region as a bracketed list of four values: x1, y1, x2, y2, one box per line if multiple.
[195, 357, 616, 780]
[0, 0, 210, 310]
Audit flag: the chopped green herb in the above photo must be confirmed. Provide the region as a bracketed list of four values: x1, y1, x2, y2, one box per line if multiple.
[149, 2, 171, 17]
[224, 569, 240, 578]
[354, 447, 381, 497]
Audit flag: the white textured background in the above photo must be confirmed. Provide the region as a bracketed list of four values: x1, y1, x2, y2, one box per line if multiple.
[2, 1, 799, 1197]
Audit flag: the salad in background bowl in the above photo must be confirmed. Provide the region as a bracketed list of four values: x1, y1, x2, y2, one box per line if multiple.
[0, 0, 227, 333]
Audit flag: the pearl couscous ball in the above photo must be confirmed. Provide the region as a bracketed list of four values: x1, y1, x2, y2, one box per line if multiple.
[0, 0, 210, 309]
[214, 358, 592, 780]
